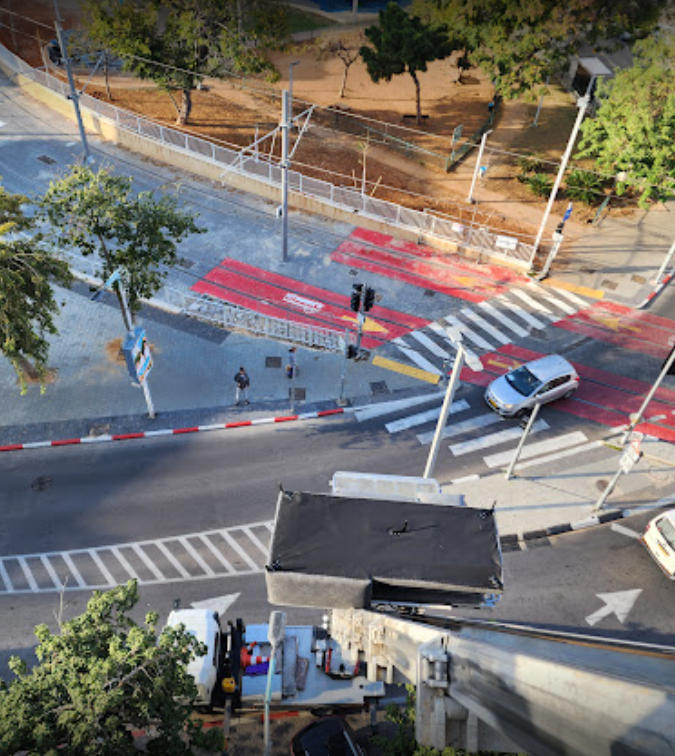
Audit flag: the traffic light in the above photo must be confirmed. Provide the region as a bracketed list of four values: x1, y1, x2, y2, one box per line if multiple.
[363, 286, 376, 312]
[346, 345, 358, 359]
[350, 284, 363, 312]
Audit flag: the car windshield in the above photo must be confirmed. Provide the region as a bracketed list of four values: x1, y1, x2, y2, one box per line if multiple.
[505, 366, 541, 397]
[657, 517, 675, 550]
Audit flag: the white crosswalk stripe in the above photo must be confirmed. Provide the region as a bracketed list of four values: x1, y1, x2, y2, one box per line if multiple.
[482, 431, 589, 468]
[385, 399, 469, 433]
[0, 521, 275, 595]
[383, 285, 590, 380]
[449, 419, 550, 456]
[354, 393, 444, 421]
[416, 412, 503, 445]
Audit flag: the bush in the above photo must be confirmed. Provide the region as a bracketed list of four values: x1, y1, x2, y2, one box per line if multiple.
[516, 154, 545, 173]
[565, 169, 607, 205]
[524, 173, 553, 197]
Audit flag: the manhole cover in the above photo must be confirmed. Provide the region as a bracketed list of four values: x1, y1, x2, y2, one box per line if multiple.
[290, 387, 306, 400]
[349, 269, 359, 276]
[89, 423, 111, 437]
[266, 356, 282, 368]
[370, 381, 389, 395]
[177, 257, 195, 270]
[423, 289, 436, 297]
[529, 328, 547, 340]
[601, 279, 618, 291]
[31, 476, 52, 492]
[37, 155, 56, 165]
[631, 274, 647, 285]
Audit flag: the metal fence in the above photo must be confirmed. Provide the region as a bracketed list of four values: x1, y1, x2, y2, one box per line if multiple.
[0, 41, 533, 265]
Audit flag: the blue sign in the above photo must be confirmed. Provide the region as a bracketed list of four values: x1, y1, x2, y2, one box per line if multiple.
[122, 327, 153, 385]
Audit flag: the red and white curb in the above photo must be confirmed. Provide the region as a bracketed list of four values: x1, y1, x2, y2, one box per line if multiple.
[0, 408, 347, 453]
[637, 271, 673, 309]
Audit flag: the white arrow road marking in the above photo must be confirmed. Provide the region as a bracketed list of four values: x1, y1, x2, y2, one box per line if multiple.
[610, 523, 642, 540]
[191, 593, 241, 617]
[585, 589, 642, 627]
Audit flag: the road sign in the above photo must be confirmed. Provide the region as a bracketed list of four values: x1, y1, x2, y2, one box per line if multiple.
[122, 327, 153, 385]
[619, 444, 641, 474]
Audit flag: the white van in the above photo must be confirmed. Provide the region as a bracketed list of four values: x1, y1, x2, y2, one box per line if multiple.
[641, 509, 675, 579]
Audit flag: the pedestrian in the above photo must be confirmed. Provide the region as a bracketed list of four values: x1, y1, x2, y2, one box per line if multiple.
[286, 347, 298, 380]
[234, 367, 250, 405]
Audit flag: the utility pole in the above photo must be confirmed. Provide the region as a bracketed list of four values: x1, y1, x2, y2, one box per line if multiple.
[467, 130, 492, 204]
[424, 328, 483, 479]
[53, 0, 90, 162]
[621, 341, 675, 444]
[528, 95, 590, 268]
[280, 89, 290, 263]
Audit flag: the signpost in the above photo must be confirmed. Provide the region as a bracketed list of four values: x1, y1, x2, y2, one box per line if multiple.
[593, 435, 642, 512]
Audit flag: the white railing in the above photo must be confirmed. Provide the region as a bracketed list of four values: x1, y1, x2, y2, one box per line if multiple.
[0, 42, 534, 266]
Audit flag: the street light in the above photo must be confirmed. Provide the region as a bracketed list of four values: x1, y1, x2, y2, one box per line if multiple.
[423, 327, 483, 479]
[280, 61, 300, 264]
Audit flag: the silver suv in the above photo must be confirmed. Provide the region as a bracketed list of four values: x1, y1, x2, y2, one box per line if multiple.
[484, 354, 579, 417]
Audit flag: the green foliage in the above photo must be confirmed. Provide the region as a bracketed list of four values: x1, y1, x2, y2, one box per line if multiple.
[360, 3, 455, 124]
[410, 0, 666, 100]
[0, 581, 223, 755]
[0, 182, 72, 392]
[575, 32, 675, 208]
[521, 173, 554, 198]
[81, 0, 287, 124]
[564, 169, 607, 205]
[516, 154, 546, 174]
[40, 165, 204, 321]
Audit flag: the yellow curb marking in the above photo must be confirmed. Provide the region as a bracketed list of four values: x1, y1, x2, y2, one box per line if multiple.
[372, 355, 441, 385]
[338, 315, 388, 333]
[486, 358, 519, 370]
[542, 278, 605, 299]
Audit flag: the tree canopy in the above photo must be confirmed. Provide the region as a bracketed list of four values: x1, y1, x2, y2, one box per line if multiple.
[0, 183, 72, 392]
[315, 30, 366, 99]
[0, 580, 222, 755]
[575, 32, 675, 208]
[361, 2, 454, 125]
[40, 165, 204, 325]
[411, 0, 668, 99]
[80, 0, 287, 124]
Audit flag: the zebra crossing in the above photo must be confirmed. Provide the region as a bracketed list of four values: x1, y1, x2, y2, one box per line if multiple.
[0, 520, 274, 595]
[392, 283, 590, 376]
[353, 396, 602, 474]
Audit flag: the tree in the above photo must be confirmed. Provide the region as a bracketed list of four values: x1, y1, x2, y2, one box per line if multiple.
[0, 580, 223, 755]
[411, 0, 667, 100]
[40, 165, 204, 327]
[360, 3, 454, 125]
[315, 30, 366, 99]
[81, 0, 287, 125]
[0, 183, 72, 393]
[575, 32, 675, 208]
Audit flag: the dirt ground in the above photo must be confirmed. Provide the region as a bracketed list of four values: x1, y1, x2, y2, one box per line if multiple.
[0, 0, 602, 242]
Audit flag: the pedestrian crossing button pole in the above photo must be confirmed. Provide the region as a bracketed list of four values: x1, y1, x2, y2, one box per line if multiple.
[424, 329, 483, 479]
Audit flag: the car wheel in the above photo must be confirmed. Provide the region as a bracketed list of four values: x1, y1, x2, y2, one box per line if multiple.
[515, 408, 528, 418]
[563, 389, 576, 400]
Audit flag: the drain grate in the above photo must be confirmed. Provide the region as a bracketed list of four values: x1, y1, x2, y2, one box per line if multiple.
[88, 423, 111, 437]
[266, 356, 282, 368]
[529, 328, 547, 340]
[631, 274, 647, 285]
[601, 279, 618, 291]
[177, 257, 195, 270]
[290, 387, 306, 400]
[349, 269, 359, 276]
[37, 155, 56, 165]
[423, 289, 436, 297]
[370, 380, 389, 395]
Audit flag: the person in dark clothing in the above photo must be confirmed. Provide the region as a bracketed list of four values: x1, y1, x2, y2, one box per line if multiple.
[234, 367, 250, 405]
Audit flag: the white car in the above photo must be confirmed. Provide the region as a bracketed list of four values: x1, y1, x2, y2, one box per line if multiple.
[485, 354, 579, 418]
[641, 509, 675, 580]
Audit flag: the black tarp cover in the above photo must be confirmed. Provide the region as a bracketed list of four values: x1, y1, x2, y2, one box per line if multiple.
[266, 491, 503, 609]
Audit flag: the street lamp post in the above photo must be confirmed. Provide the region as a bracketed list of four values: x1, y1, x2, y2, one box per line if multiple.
[423, 328, 483, 479]
[467, 129, 492, 204]
[280, 62, 300, 264]
[528, 95, 590, 269]
[53, 0, 90, 162]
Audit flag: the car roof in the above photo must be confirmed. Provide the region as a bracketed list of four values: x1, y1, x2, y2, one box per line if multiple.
[522, 355, 575, 380]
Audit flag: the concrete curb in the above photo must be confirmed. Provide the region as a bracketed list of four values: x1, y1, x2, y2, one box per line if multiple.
[0, 408, 346, 453]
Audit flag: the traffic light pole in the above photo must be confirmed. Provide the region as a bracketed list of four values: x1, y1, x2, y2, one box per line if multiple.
[620, 343, 675, 444]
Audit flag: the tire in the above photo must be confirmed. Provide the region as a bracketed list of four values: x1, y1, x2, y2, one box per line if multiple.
[563, 389, 576, 400]
[514, 408, 528, 418]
